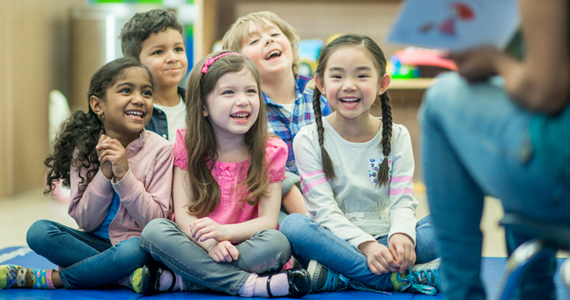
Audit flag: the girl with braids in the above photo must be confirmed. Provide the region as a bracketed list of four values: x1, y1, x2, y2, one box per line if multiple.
[280, 34, 440, 295]
[137, 50, 310, 298]
[0, 57, 174, 291]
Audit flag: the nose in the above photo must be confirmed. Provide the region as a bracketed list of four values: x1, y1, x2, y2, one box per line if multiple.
[166, 50, 179, 63]
[264, 36, 275, 46]
[236, 93, 250, 107]
[342, 77, 357, 91]
[131, 92, 145, 105]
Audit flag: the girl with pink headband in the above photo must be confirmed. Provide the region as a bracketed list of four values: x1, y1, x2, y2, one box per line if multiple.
[136, 50, 310, 298]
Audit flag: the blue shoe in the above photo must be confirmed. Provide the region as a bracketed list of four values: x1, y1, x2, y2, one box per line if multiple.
[307, 260, 350, 292]
[396, 258, 441, 295]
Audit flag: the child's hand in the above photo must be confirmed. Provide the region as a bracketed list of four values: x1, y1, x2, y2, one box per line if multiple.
[96, 135, 113, 179]
[96, 135, 129, 181]
[388, 233, 416, 273]
[358, 241, 399, 275]
[208, 241, 240, 263]
[190, 217, 230, 242]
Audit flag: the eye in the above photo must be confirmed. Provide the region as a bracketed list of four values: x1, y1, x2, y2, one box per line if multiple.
[331, 74, 341, 79]
[246, 88, 258, 94]
[249, 39, 259, 46]
[174, 47, 185, 52]
[119, 87, 131, 94]
[358, 74, 370, 78]
[222, 90, 234, 95]
[271, 33, 280, 37]
[152, 50, 163, 55]
[143, 90, 153, 96]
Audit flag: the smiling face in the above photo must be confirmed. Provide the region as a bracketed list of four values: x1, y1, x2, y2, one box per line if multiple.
[239, 20, 294, 80]
[91, 67, 153, 143]
[139, 28, 188, 88]
[203, 68, 261, 141]
[316, 46, 390, 122]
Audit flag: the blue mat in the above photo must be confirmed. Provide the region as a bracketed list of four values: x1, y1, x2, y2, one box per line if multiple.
[0, 246, 568, 299]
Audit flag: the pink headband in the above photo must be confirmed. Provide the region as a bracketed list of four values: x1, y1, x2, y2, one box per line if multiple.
[201, 52, 246, 75]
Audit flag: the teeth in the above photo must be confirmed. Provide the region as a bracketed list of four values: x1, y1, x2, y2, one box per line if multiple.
[265, 50, 281, 59]
[231, 113, 249, 118]
[126, 111, 143, 116]
[341, 98, 359, 102]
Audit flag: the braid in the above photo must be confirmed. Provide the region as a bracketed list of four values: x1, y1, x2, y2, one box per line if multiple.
[313, 87, 336, 180]
[377, 92, 393, 186]
[44, 110, 103, 195]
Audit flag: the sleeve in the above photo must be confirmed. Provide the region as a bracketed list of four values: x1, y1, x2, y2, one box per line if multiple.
[293, 126, 376, 249]
[113, 142, 175, 226]
[68, 162, 114, 232]
[265, 137, 287, 182]
[173, 128, 188, 170]
[319, 94, 333, 116]
[387, 126, 419, 245]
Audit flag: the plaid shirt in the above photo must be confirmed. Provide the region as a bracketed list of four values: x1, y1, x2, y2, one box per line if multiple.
[263, 74, 332, 174]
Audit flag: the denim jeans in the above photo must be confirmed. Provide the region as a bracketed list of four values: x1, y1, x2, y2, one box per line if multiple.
[419, 72, 570, 300]
[140, 218, 291, 296]
[280, 213, 438, 291]
[26, 219, 152, 289]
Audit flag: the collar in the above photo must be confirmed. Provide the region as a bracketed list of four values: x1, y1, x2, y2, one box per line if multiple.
[263, 74, 312, 106]
[125, 129, 147, 157]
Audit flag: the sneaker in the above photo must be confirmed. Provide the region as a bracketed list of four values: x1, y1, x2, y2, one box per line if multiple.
[307, 260, 350, 292]
[561, 259, 570, 291]
[396, 258, 441, 295]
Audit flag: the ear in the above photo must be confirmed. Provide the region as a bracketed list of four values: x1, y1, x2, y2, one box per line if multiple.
[378, 74, 392, 96]
[314, 75, 326, 95]
[202, 105, 209, 117]
[89, 95, 104, 114]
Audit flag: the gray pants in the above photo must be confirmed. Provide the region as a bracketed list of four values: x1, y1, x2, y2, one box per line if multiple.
[140, 218, 291, 295]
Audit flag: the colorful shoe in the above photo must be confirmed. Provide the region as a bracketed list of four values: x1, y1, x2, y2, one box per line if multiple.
[393, 258, 441, 295]
[307, 260, 350, 292]
[140, 263, 176, 295]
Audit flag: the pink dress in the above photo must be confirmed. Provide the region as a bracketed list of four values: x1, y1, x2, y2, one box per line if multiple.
[173, 128, 287, 226]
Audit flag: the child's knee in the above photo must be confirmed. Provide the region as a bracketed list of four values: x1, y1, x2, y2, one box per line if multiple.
[279, 213, 309, 237]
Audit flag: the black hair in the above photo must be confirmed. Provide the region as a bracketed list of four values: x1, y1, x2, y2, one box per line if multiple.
[120, 9, 183, 59]
[313, 34, 393, 186]
[44, 57, 154, 195]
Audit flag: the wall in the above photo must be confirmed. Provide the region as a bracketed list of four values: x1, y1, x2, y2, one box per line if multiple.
[0, 0, 86, 198]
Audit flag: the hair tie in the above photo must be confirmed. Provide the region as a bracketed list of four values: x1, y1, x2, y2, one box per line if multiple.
[201, 52, 246, 76]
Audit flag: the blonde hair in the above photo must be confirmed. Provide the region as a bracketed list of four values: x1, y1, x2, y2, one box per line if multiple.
[222, 11, 300, 75]
[184, 50, 270, 216]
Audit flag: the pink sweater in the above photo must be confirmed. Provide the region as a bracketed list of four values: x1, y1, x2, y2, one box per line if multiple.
[173, 128, 286, 225]
[68, 130, 174, 246]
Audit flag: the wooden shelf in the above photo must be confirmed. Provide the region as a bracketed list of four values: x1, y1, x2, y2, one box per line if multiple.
[389, 78, 435, 90]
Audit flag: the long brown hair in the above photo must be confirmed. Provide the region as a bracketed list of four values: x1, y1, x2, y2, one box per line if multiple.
[313, 34, 393, 186]
[184, 50, 270, 216]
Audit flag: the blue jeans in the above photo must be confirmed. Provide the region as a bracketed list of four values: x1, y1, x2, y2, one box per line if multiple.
[419, 72, 570, 300]
[280, 213, 438, 291]
[26, 219, 151, 289]
[140, 218, 291, 295]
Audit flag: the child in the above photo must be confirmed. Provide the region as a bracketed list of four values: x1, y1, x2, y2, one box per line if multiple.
[138, 51, 310, 298]
[0, 57, 174, 291]
[120, 8, 188, 143]
[280, 34, 441, 295]
[222, 11, 332, 216]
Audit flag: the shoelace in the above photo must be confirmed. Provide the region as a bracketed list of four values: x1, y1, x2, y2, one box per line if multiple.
[399, 265, 440, 296]
[321, 269, 350, 292]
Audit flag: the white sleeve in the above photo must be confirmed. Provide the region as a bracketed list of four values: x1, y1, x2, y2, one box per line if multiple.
[387, 126, 419, 245]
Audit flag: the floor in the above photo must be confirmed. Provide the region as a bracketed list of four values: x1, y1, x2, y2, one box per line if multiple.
[0, 185, 508, 256]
